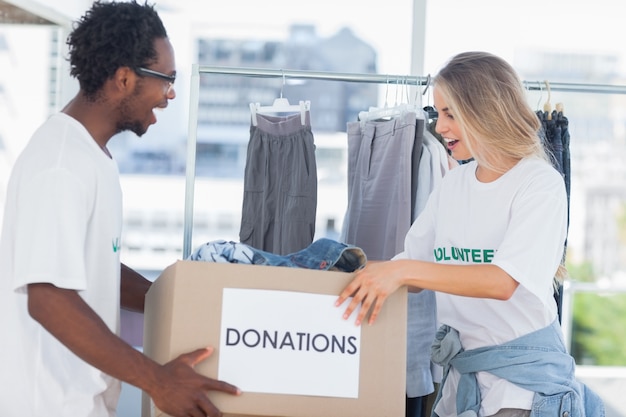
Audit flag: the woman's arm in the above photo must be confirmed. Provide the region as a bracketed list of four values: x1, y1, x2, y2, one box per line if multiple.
[336, 259, 519, 325]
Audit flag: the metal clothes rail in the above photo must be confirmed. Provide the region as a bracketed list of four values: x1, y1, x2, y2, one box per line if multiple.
[522, 80, 626, 95]
[194, 64, 626, 93]
[182, 64, 626, 257]
[194, 66, 430, 85]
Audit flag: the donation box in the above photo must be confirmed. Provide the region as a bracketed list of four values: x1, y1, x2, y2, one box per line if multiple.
[142, 260, 407, 417]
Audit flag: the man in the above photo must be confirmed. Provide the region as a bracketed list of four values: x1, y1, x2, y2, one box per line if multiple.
[0, 1, 240, 416]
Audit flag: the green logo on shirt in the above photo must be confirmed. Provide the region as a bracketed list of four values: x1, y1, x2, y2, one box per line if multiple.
[112, 237, 121, 253]
[434, 246, 495, 263]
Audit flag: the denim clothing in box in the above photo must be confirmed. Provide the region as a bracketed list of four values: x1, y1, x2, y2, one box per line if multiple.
[430, 319, 604, 417]
[187, 238, 367, 272]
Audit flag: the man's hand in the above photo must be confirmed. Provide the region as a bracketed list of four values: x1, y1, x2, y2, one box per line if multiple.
[27, 284, 240, 417]
[149, 347, 241, 417]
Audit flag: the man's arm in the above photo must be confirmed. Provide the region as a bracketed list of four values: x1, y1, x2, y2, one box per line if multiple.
[28, 283, 240, 417]
[120, 262, 152, 312]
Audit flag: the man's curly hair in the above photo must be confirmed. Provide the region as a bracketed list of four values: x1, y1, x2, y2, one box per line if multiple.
[66, 0, 168, 99]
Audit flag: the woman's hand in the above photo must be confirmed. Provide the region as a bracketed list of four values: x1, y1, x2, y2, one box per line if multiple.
[335, 261, 406, 326]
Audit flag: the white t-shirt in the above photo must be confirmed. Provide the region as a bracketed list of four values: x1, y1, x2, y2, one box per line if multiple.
[400, 158, 568, 417]
[0, 113, 123, 417]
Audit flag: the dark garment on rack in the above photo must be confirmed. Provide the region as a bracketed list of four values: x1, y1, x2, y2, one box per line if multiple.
[558, 112, 571, 226]
[537, 110, 571, 323]
[411, 118, 426, 222]
[538, 110, 570, 204]
[240, 112, 317, 255]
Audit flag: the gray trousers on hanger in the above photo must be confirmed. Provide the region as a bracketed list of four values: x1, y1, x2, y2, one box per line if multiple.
[240, 112, 317, 255]
[341, 113, 438, 411]
[341, 111, 417, 260]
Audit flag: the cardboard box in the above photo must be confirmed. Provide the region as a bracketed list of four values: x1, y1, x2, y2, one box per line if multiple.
[142, 260, 407, 417]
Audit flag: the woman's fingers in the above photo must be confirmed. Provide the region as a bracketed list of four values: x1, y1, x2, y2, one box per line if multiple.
[336, 268, 389, 326]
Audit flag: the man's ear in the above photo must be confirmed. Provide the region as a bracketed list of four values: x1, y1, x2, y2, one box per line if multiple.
[112, 66, 138, 95]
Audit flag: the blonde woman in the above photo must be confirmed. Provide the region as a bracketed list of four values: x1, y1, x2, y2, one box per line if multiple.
[336, 51, 603, 417]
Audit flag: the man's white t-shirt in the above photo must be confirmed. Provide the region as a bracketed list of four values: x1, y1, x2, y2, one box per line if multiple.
[0, 113, 123, 416]
[398, 158, 568, 416]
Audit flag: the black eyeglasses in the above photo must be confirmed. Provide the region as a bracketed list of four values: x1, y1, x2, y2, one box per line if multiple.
[136, 67, 176, 93]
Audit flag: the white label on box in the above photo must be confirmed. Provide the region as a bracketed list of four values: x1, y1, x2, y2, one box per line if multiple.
[219, 288, 361, 398]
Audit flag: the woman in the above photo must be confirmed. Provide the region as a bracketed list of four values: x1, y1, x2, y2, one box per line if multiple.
[336, 51, 603, 417]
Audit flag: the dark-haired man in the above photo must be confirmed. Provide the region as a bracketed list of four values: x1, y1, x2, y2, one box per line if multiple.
[0, 1, 240, 416]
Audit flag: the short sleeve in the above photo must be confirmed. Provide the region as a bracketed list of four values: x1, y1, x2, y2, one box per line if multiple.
[13, 168, 91, 291]
[491, 170, 568, 302]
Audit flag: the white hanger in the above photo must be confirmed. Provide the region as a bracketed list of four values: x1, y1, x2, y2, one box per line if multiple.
[250, 71, 311, 126]
[359, 76, 423, 122]
[359, 103, 411, 122]
[250, 99, 311, 126]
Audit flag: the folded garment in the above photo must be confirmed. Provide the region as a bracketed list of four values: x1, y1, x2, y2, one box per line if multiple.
[187, 238, 367, 272]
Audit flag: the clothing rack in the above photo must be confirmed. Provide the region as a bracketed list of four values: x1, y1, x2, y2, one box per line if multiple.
[522, 81, 626, 95]
[183, 64, 626, 257]
[183, 65, 429, 256]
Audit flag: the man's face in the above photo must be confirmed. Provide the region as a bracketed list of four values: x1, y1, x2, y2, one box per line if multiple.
[117, 37, 177, 137]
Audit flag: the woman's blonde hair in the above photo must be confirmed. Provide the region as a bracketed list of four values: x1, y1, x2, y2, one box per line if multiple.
[434, 51, 568, 282]
[433, 51, 550, 173]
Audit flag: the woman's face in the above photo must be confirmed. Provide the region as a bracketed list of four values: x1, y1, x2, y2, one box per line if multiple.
[433, 87, 473, 162]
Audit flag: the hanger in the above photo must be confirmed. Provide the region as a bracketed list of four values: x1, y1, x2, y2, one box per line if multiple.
[250, 71, 311, 126]
[555, 102, 564, 116]
[250, 99, 310, 126]
[543, 80, 552, 120]
[534, 80, 544, 113]
[421, 74, 431, 100]
[359, 76, 423, 122]
[420, 74, 437, 120]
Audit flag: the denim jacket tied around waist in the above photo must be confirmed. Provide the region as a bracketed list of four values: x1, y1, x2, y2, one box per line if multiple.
[430, 319, 605, 417]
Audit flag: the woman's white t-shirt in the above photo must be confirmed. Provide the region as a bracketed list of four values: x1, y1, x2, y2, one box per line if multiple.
[0, 113, 123, 416]
[399, 157, 568, 416]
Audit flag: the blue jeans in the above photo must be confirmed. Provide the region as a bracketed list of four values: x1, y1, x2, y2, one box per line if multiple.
[188, 237, 367, 272]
